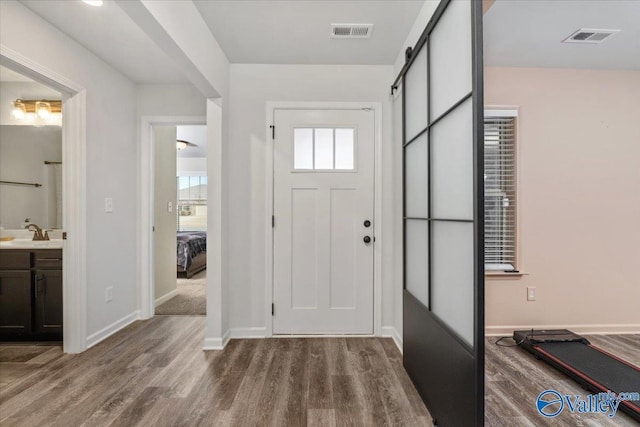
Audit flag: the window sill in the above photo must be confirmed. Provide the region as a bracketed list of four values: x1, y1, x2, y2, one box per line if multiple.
[485, 271, 528, 279]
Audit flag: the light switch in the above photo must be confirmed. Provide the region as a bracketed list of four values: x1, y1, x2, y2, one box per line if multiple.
[105, 197, 113, 213]
[527, 286, 536, 301]
[167, 201, 173, 212]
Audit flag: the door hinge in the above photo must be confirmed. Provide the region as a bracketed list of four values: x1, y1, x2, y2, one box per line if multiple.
[271, 303, 275, 316]
[62, 231, 67, 240]
[152, 226, 155, 232]
[272, 215, 275, 228]
[269, 125, 275, 140]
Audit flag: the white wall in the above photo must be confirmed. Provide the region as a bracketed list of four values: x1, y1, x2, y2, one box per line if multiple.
[137, 84, 206, 118]
[1, 0, 138, 339]
[0, 125, 61, 229]
[177, 157, 206, 175]
[227, 64, 394, 332]
[485, 67, 640, 334]
[153, 126, 177, 303]
[135, 86, 207, 188]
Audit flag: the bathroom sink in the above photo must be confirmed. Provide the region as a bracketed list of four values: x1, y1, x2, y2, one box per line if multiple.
[32, 241, 56, 247]
[0, 239, 63, 249]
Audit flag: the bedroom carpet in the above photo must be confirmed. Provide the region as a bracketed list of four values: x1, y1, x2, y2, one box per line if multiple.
[155, 270, 206, 316]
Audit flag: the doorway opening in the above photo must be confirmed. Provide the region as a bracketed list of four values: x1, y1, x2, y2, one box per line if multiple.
[0, 52, 87, 354]
[153, 124, 208, 316]
[0, 65, 64, 344]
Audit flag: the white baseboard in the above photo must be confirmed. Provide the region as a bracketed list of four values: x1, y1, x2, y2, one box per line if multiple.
[210, 327, 395, 344]
[203, 329, 231, 350]
[230, 327, 267, 339]
[381, 326, 403, 354]
[486, 324, 640, 337]
[154, 289, 178, 307]
[86, 311, 140, 349]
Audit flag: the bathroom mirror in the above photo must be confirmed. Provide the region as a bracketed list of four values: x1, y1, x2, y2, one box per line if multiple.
[0, 65, 63, 230]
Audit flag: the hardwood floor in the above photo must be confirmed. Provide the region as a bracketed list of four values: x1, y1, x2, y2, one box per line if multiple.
[486, 334, 640, 426]
[0, 317, 431, 426]
[1, 318, 638, 426]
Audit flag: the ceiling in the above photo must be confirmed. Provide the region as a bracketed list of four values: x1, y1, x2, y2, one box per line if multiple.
[194, 0, 425, 64]
[177, 125, 207, 158]
[19, 0, 424, 84]
[20, 0, 189, 84]
[484, 0, 640, 70]
[16, 0, 640, 88]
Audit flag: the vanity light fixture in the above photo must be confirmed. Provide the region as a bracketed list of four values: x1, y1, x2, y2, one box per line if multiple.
[10, 99, 62, 122]
[10, 100, 26, 120]
[36, 101, 51, 120]
[82, 0, 103, 6]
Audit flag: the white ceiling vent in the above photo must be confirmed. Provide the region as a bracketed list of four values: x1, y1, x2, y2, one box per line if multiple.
[563, 28, 620, 44]
[331, 24, 373, 39]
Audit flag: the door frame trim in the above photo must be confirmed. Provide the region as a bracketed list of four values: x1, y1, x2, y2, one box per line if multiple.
[1, 46, 87, 353]
[139, 101, 225, 350]
[265, 101, 383, 337]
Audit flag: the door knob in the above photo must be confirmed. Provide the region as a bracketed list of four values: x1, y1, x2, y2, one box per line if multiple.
[364, 220, 371, 228]
[363, 236, 371, 244]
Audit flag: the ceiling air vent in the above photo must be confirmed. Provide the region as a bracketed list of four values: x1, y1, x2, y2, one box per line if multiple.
[331, 24, 373, 39]
[563, 28, 620, 44]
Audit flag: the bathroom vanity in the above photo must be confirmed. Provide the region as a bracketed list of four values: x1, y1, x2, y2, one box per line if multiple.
[0, 246, 62, 341]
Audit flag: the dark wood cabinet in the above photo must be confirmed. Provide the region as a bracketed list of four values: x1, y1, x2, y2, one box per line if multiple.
[34, 269, 63, 336]
[0, 270, 32, 337]
[0, 251, 30, 269]
[0, 249, 62, 341]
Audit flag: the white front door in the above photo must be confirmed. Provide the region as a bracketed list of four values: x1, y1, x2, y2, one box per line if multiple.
[273, 108, 375, 334]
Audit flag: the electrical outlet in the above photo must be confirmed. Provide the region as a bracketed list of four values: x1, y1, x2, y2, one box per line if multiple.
[104, 197, 113, 213]
[167, 201, 173, 213]
[527, 286, 536, 301]
[105, 286, 113, 302]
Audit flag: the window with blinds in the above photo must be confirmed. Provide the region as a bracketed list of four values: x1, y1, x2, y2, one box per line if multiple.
[484, 114, 516, 271]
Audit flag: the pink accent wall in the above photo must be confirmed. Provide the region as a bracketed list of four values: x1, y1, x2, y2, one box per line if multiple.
[485, 67, 640, 333]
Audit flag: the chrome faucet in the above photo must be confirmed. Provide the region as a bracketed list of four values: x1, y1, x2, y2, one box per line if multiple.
[28, 224, 50, 241]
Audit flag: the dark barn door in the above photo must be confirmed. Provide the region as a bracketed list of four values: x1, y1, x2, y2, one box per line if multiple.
[393, 0, 484, 425]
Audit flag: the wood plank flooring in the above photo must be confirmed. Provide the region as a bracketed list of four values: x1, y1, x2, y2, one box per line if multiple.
[485, 334, 640, 426]
[0, 317, 431, 426]
[1, 318, 638, 426]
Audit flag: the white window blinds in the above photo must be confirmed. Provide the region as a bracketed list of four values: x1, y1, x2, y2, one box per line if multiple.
[484, 116, 516, 271]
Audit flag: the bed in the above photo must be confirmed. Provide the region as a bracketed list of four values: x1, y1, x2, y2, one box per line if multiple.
[177, 231, 207, 278]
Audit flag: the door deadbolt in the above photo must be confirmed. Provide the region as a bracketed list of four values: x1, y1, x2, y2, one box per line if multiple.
[363, 236, 371, 244]
[364, 220, 371, 228]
